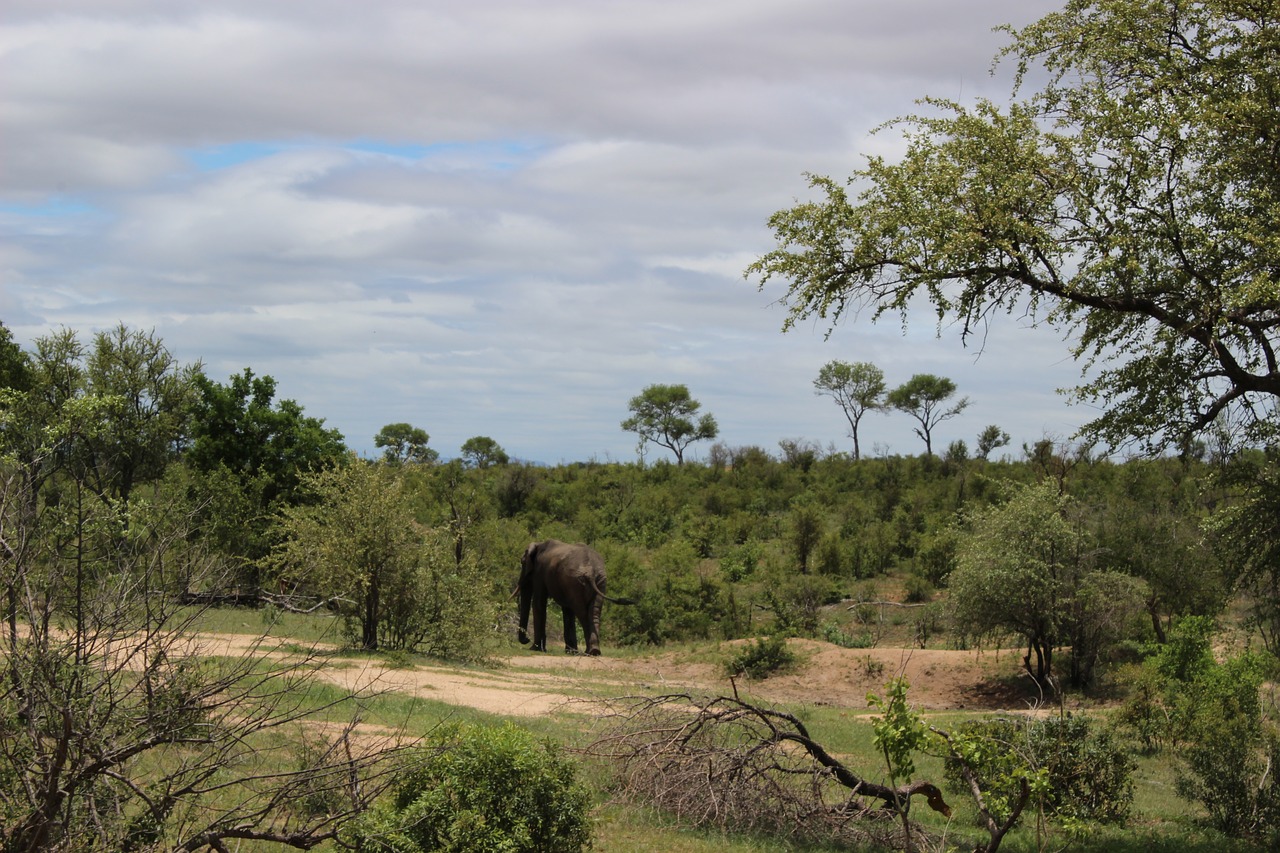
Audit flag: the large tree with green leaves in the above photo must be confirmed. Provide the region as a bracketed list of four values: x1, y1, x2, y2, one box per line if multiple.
[375, 422, 438, 465]
[950, 480, 1146, 689]
[82, 324, 200, 506]
[621, 384, 719, 465]
[460, 435, 509, 469]
[185, 368, 346, 585]
[813, 360, 885, 460]
[748, 0, 1280, 453]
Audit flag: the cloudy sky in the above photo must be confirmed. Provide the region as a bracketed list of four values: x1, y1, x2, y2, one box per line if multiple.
[1, 0, 1090, 464]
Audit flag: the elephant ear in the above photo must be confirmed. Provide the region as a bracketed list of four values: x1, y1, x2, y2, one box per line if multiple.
[522, 542, 540, 568]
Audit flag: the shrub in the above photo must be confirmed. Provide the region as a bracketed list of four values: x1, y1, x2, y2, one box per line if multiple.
[1175, 652, 1280, 841]
[901, 572, 934, 603]
[943, 715, 1134, 824]
[725, 635, 796, 679]
[347, 722, 592, 853]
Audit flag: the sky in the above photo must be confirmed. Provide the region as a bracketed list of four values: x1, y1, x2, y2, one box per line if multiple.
[0, 0, 1092, 465]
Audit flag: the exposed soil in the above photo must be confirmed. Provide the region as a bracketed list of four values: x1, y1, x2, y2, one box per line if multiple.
[196, 633, 1051, 718]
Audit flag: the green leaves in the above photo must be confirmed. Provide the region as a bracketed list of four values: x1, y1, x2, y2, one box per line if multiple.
[749, 0, 1280, 452]
[621, 383, 719, 465]
[868, 677, 928, 784]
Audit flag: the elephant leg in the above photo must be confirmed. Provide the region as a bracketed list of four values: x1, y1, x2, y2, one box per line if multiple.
[562, 606, 579, 653]
[585, 589, 603, 655]
[532, 590, 548, 652]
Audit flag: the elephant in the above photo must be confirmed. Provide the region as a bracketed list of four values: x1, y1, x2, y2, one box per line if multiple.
[515, 539, 634, 655]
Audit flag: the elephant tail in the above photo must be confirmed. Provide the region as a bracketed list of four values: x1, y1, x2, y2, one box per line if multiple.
[589, 575, 637, 606]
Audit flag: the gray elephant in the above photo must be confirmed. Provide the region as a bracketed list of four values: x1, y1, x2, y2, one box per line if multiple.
[516, 539, 634, 655]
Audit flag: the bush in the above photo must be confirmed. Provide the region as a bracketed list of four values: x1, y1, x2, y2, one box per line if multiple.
[347, 722, 592, 853]
[901, 571, 935, 603]
[725, 635, 797, 679]
[943, 715, 1134, 825]
[1175, 652, 1280, 841]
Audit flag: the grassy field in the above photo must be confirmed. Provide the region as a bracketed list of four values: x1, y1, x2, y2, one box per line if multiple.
[181, 607, 1266, 852]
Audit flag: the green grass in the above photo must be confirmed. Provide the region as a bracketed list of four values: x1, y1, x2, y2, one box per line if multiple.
[177, 603, 348, 645]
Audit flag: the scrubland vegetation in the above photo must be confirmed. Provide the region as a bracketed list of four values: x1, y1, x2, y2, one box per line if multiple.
[5, 0, 1280, 849]
[1, 317, 1277, 851]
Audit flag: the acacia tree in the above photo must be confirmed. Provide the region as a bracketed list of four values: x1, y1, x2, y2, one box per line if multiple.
[813, 360, 885, 460]
[375, 422, 438, 465]
[747, 0, 1280, 454]
[886, 374, 969, 457]
[621, 384, 719, 465]
[460, 435, 509, 468]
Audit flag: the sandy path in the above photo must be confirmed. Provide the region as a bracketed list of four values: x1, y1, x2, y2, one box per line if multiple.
[188, 634, 1036, 717]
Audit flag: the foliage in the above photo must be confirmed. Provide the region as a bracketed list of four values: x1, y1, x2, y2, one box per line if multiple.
[886, 374, 970, 457]
[1208, 448, 1280, 654]
[1175, 651, 1280, 841]
[0, 437, 403, 850]
[3, 325, 197, 516]
[186, 367, 347, 583]
[976, 425, 1011, 461]
[376, 422, 439, 465]
[82, 323, 201, 506]
[869, 678, 928, 784]
[621, 383, 719, 465]
[347, 722, 592, 853]
[786, 495, 824, 573]
[0, 321, 32, 393]
[1094, 459, 1226, 644]
[268, 461, 493, 657]
[943, 715, 1134, 825]
[459, 434, 509, 468]
[725, 635, 796, 680]
[949, 479, 1146, 688]
[812, 360, 885, 460]
[747, 0, 1280, 453]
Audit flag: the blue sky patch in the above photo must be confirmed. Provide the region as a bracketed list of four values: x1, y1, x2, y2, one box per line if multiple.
[184, 139, 547, 172]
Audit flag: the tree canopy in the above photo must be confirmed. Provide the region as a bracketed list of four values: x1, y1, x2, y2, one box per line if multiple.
[747, 0, 1280, 453]
[621, 384, 719, 465]
[460, 435, 509, 468]
[375, 422, 438, 465]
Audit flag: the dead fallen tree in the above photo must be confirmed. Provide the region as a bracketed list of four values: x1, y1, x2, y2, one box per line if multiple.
[584, 692, 953, 851]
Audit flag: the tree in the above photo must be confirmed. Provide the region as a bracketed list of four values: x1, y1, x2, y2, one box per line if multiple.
[747, 0, 1280, 453]
[460, 435, 509, 468]
[82, 324, 200, 506]
[813, 360, 885, 460]
[2, 325, 198, 510]
[886, 374, 969, 457]
[975, 425, 1011, 461]
[949, 480, 1146, 689]
[185, 368, 347, 583]
[375, 422, 438, 465]
[787, 497, 824, 574]
[268, 461, 491, 656]
[0, 377, 403, 850]
[621, 384, 719, 465]
[0, 321, 31, 393]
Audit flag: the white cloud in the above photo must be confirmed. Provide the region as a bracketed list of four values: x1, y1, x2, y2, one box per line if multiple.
[1, 0, 1084, 463]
